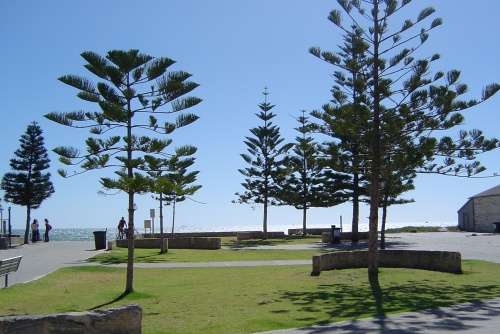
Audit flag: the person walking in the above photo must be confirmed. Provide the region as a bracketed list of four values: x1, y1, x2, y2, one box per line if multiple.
[44, 219, 52, 242]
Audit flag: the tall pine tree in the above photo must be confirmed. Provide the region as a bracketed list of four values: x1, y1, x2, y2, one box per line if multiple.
[278, 111, 349, 235]
[159, 147, 201, 237]
[310, 27, 371, 243]
[1, 122, 54, 244]
[45, 49, 201, 294]
[235, 89, 292, 239]
[322, 0, 499, 286]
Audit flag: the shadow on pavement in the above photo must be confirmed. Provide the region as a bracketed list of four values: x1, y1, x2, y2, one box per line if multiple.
[273, 279, 500, 333]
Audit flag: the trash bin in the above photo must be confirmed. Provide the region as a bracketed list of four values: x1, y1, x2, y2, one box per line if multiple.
[93, 231, 107, 250]
[330, 225, 341, 244]
[493, 222, 500, 233]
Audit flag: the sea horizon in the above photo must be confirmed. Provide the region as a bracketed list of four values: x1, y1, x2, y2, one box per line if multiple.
[7, 220, 456, 241]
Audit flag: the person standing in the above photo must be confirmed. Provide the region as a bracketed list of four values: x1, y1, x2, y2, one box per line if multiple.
[35, 219, 41, 241]
[31, 219, 37, 243]
[44, 219, 52, 242]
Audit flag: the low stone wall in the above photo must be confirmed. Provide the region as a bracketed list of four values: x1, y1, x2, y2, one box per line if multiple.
[321, 232, 370, 242]
[116, 238, 168, 251]
[142, 231, 237, 238]
[168, 237, 221, 249]
[236, 231, 286, 241]
[116, 237, 220, 250]
[0, 304, 141, 334]
[311, 250, 462, 276]
[288, 228, 330, 235]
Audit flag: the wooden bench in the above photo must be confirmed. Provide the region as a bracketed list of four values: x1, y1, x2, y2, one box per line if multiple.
[0, 256, 22, 288]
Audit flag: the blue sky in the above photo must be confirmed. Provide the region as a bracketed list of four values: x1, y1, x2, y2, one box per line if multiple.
[1, 1, 499, 232]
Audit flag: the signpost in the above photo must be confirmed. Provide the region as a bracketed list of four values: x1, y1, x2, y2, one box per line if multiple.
[150, 209, 155, 235]
[144, 220, 152, 235]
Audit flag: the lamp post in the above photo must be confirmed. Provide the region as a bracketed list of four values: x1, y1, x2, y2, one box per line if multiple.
[8, 207, 11, 248]
[0, 203, 4, 235]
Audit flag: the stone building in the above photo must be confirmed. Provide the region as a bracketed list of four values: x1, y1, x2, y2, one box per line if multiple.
[458, 185, 500, 232]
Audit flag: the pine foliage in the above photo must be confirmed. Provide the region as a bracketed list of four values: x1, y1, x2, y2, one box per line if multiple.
[1, 122, 54, 243]
[235, 89, 292, 237]
[278, 112, 349, 233]
[45, 49, 201, 293]
[2, 123, 54, 208]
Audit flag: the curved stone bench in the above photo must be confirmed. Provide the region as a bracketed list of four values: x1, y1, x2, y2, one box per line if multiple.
[311, 250, 462, 276]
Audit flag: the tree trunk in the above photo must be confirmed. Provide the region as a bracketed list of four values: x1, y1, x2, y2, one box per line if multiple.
[352, 172, 360, 243]
[159, 194, 164, 235]
[302, 205, 307, 236]
[381, 199, 388, 250]
[125, 74, 135, 294]
[24, 205, 31, 244]
[368, 0, 382, 283]
[171, 196, 176, 237]
[126, 191, 135, 293]
[263, 195, 268, 240]
[159, 193, 166, 253]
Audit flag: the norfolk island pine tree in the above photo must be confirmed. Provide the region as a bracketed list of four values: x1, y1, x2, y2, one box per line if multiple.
[278, 111, 349, 235]
[1, 122, 54, 244]
[145, 145, 200, 252]
[45, 49, 202, 294]
[235, 89, 292, 239]
[310, 27, 371, 243]
[312, 0, 499, 285]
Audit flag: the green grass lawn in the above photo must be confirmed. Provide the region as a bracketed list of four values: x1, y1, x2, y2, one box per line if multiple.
[2, 261, 500, 333]
[89, 247, 322, 264]
[220, 236, 322, 248]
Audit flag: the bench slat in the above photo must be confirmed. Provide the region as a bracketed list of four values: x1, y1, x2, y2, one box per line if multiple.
[0, 256, 22, 277]
[0, 259, 21, 266]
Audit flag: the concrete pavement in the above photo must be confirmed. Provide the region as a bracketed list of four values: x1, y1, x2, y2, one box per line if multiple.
[239, 232, 500, 263]
[0, 241, 101, 285]
[258, 297, 500, 334]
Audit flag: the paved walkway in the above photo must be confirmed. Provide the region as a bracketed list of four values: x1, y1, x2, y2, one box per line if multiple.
[103, 259, 310, 269]
[0, 241, 101, 285]
[242, 232, 500, 263]
[258, 297, 500, 333]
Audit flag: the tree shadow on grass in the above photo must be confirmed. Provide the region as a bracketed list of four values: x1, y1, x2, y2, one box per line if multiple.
[274, 276, 500, 333]
[89, 291, 129, 310]
[224, 236, 321, 249]
[87, 251, 167, 264]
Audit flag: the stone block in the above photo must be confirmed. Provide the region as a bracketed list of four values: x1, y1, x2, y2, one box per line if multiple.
[311, 250, 462, 276]
[0, 304, 142, 334]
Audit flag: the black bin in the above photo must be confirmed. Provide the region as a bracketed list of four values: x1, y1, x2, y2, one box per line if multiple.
[330, 225, 341, 244]
[93, 231, 107, 250]
[494, 222, 500, 233]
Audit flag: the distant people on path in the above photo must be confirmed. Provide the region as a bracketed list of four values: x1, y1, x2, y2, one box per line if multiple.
[118, 217, 127, 240]
[31, 220, 36, 242]
[31, 219, 40, 243]
[44, 218, 52, 242]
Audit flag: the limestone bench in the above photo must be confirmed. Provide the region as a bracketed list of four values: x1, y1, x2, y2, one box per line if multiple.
[311, 250, 462, 276]
[0, 304, 141, 334]
[0, 256, 22, 288]
[116, 237, 221, 250]
[236, 231, 286, 240]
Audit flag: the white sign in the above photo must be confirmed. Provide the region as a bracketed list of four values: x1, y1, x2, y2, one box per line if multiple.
[144, 220, 151, 229]
[150, 209, 155, 218]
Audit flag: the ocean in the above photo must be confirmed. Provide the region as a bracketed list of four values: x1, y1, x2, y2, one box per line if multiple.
[7, 220, 454, 241]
